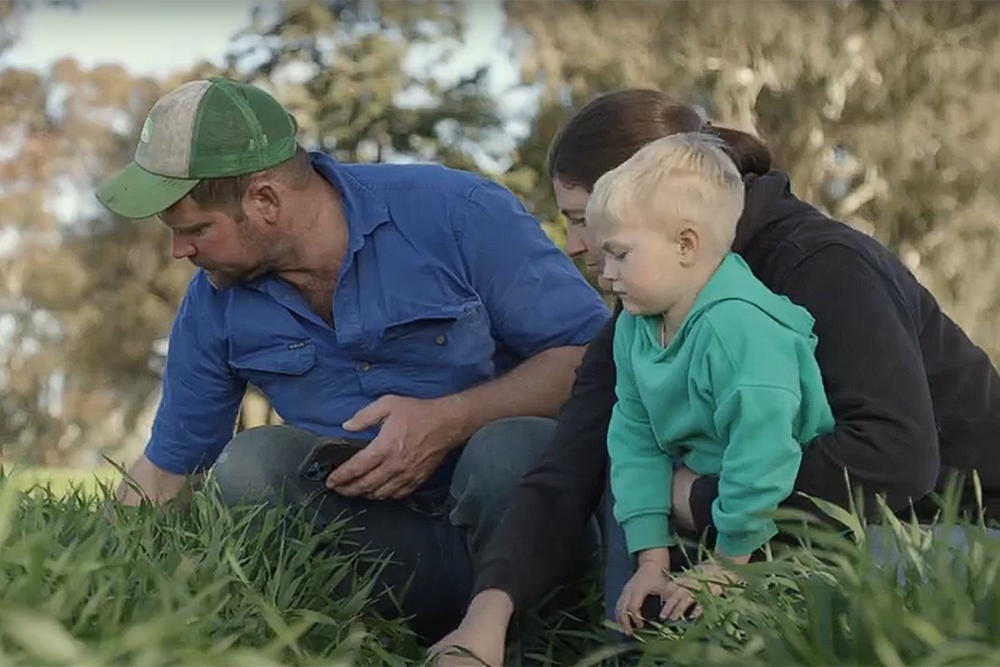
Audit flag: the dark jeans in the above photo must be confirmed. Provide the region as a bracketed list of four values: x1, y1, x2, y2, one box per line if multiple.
[599, 479, 706, 666]
[211, 416, 557, 642]
[600, 491, 705, 628]
[600, 473, 633, 624]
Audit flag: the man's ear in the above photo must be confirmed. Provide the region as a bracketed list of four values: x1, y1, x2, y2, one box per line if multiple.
[677, 226, 699, 266]
[246, 177, 281, 225]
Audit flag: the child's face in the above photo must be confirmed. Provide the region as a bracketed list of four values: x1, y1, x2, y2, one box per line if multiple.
[599, 224, 692, 316]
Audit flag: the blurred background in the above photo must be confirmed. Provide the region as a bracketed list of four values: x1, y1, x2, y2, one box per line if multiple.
[0, 0, 997, 473]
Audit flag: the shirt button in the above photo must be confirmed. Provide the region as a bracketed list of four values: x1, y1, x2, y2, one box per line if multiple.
[358, 361, 371, 371]
[435, 335, 447, 345]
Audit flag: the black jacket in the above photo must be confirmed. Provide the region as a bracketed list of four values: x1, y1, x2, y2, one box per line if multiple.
[474, 170, 1000, 611]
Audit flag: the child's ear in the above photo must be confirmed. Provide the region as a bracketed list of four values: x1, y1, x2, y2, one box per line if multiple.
[677, 226, 699, 265]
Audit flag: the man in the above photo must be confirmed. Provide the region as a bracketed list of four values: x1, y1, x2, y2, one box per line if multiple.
[95, 78, 609, 639]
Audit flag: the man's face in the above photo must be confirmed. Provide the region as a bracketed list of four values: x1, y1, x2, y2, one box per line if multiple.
[553, 178, 610, 291]
[598, 225, 686, 316]
[161, 195, 275, 289]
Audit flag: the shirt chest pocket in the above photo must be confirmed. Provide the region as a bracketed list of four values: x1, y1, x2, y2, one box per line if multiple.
[375, 300, 494, 367]
[229, 342, 319, 414]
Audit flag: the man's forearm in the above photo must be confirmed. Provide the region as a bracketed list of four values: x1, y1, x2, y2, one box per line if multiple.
[115, 455, 195, 507]
[444, 345, 586, 442]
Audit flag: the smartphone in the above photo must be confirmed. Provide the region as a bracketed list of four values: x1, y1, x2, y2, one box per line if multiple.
[298, 436, 370, 482]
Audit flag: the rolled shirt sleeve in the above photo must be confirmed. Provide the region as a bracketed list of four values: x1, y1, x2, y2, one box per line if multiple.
[145, 272, 246, 474]
[454, 180, 609, 357]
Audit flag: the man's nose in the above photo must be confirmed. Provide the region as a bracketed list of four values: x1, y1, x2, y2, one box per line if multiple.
[172, 236, 196, 260]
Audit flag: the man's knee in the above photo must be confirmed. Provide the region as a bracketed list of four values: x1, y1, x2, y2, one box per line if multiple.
[212, 425, 320, 506]
[451, 416, 556, 508]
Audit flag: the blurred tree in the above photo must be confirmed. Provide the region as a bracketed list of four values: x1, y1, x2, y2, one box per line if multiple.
[0, 0, 507, 464]
[6, 0, 998, 466]
[224, 0, 508, 431]
[503, 0, 1000, 357]
[0, 58, 183, 465]
[227, 0, 505, 171]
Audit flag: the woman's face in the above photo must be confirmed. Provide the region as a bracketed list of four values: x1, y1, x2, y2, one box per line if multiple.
[553, 177, 611, 291]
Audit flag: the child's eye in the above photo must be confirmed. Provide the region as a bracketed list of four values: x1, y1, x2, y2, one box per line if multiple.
[567, 216, 586, 227]
[607, 249, 629, 261]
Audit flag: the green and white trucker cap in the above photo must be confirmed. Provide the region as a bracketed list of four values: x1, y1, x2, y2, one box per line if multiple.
[96, 77, 297, 219]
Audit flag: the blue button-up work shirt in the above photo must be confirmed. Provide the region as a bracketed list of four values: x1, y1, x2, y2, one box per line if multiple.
[146, 153, 609, 477]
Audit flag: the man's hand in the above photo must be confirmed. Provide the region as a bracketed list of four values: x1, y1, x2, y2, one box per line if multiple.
[113, 456, 192, 508]
[328, 394, 467, 500]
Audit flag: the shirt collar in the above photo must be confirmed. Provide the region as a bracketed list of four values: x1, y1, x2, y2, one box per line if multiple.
[309, 151, 390, 250]
[240, 153, 390, 300]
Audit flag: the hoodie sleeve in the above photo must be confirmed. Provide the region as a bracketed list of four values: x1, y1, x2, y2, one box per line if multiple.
[700, 304, 815, 556]
[690, 244, 939, 530]
[608, 314, 675, 554]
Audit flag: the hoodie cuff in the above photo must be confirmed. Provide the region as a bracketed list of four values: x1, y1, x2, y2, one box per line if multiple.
[716, 524, 778, 557]
[621, 514, 675, 554]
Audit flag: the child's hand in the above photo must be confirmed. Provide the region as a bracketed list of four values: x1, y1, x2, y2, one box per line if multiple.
[675, 559, 744, 619]
[659, 576, 699, 621]
[616, 561, 674, 635]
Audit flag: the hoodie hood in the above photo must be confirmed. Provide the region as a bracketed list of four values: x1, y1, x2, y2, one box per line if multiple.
[639, 252, 817, 353]
[611, 170, 823, 321]
[732, 170, 826, 256]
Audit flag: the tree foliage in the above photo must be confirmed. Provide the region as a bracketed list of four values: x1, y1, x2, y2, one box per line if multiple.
[504, 0, 1000, 348]
[1, 0, 998, 465]
[0, 0, 504, 464]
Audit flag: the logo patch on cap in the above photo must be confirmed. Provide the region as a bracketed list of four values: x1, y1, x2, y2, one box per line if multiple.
[140, 117, 153, 144]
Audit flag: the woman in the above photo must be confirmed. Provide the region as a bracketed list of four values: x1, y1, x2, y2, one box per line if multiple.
[432, 89, 1000, 665]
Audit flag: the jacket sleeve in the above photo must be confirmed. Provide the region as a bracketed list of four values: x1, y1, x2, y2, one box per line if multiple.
[472, 310, 618, 611]
[691, 244, 940, 529]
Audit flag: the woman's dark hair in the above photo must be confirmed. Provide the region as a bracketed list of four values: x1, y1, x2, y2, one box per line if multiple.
[546, 89, 772, 191]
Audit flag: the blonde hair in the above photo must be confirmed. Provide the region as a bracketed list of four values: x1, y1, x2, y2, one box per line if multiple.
[585, 132, 745, 253]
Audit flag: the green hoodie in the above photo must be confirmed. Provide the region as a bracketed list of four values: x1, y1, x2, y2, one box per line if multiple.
[609, 252, 835, 556]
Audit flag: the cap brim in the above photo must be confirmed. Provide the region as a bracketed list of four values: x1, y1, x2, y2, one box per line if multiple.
[95, 162, 200, 219]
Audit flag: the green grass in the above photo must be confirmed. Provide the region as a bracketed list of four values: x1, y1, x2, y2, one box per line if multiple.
[0, 469, 998, 666]
[622, 491, 1000, 666]
[0, 470, 424, 665]
[6, 467, 119, 497]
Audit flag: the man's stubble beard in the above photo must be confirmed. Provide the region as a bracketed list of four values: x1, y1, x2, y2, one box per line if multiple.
[202, 218, 290, 289]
